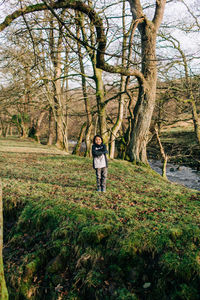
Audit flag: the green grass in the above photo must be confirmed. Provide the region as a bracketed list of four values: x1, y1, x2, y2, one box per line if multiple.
[1, 138, 200, 299]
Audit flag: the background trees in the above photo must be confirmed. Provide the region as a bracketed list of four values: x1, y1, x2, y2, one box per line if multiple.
[0, 0, 199, 163]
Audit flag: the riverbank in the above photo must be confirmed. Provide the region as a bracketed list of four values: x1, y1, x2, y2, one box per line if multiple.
[1, 138, 200, 299]
[147, 128, 200, 191]
[147, 128, 200, 169]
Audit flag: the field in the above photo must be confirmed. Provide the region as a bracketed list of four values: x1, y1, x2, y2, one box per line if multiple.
[1, 137, 200, 299]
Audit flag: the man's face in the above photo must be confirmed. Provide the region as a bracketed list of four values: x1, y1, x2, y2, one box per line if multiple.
[95, 137, 102, 145]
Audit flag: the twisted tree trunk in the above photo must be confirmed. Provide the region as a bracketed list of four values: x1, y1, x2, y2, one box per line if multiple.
[126, 0, 166, 163]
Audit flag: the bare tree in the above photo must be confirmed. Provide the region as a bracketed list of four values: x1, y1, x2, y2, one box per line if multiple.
[1, 0, 182, 164]
[158, 33, 200, 143]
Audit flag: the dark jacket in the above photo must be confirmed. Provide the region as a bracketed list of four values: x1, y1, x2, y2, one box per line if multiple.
[92, 143, 108, 169]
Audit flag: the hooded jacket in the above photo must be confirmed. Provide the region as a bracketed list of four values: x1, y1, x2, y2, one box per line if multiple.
[92, 143, 108, 169]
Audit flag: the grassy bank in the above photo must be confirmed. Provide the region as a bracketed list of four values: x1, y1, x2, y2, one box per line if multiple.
[1, 138, 200, 299]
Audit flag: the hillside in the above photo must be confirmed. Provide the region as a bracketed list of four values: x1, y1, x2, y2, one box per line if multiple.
[1, 138, 200, 300]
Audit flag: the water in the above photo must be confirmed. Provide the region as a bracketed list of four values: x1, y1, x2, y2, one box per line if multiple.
[149, 160, 200, 191]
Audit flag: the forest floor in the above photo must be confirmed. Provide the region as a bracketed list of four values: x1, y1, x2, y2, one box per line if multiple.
[1, 137, 200, 300]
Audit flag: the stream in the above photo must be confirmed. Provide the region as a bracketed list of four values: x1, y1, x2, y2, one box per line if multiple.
[149, 160, 200, 192]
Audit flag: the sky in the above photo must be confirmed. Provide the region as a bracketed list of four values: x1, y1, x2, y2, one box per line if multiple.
[0, 0, 199, 84]
[0, 0, 199, 50]
[163, 0, 199, 50]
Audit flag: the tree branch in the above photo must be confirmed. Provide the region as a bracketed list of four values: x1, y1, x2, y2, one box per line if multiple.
[0, 0, 146, 85]
[152, 0, 167, 31]
[127, 0, 144, 21]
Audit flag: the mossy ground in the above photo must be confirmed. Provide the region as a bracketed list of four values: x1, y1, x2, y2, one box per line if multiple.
[1, 138, 200, 300]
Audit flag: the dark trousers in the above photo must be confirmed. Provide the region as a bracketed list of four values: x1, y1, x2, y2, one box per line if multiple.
[95, 167, 108, 191]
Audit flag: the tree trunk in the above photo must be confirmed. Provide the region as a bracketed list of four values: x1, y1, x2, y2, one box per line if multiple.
[50, 17, 68, 151]
[9, 125, 13, 136]
[1, 122, 7, 138]
[21, 120, 29, 139]
[55, 101, 65, 150]
[125, 0, 166, 164]
[35, 111, 47, 143]
[128, 84, 157, 163]
[154, 127, 168, 179]
[21, 67, 31, 139]
[127, 27, 157, 163]
[47, 107, 55, 145]
[94, 115, 98, 136]
[0, 180, 9, 300]
[72, 122, 86, 155]
[54, 64, 66, 150]
[84, 124, 92, 157]
[76, 16, 93, 157]
[109, 0, 127, 159]
[6, 124, 10, 137]
[76, 7, 108, 149]
[94, 67, 108, 144]
[110, 77, 126, 159]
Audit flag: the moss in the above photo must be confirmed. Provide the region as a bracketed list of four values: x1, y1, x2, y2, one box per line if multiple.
[169, 227, 183, 241]
[78, 224, 115, 244]
[25, 257, 41, 277]
[46, 255, 63, 274]
[19, 281, 37, 300]
[176, 284, 199, 300]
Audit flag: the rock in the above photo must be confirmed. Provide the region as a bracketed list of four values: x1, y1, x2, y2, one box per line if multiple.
[176, 166, 182, 171]
[143, 282, 151, 289]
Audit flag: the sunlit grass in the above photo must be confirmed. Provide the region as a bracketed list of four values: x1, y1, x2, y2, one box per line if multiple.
[1, 138, 200, 300]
